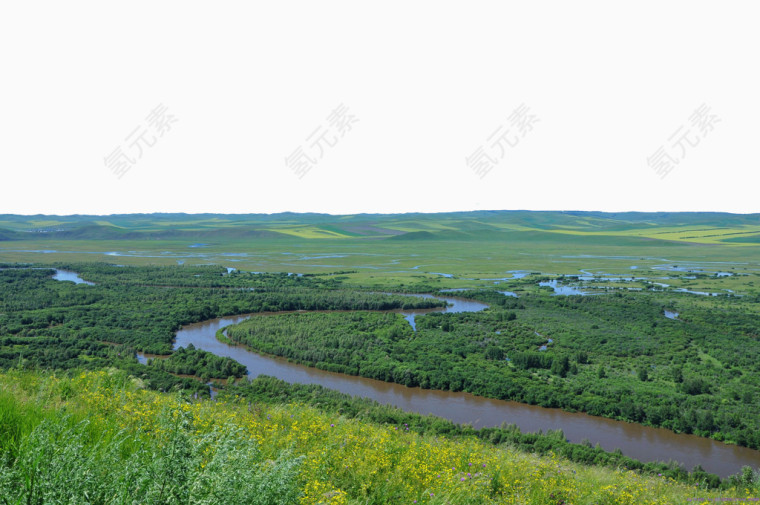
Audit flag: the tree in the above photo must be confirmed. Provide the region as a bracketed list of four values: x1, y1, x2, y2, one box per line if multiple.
[637, 367, 649, 382]
[672, 366, 683, 383]
[485, 347, 504, 361]
[551, 356, 569, 378]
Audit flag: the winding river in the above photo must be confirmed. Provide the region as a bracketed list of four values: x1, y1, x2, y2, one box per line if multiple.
[167, 295, 759, 478]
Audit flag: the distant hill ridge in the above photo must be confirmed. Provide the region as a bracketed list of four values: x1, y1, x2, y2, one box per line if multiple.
[1, 210, 758, 245]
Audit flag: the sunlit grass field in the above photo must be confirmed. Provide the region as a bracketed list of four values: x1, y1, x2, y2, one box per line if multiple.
[2, 369, 755, 504]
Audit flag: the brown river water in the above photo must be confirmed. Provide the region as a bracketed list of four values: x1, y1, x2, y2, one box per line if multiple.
[165, 295, 760, 478]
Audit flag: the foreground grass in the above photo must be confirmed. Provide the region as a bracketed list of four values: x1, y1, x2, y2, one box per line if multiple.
[1, 369, 757, 504]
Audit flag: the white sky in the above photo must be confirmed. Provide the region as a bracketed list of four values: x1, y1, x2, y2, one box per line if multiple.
[1, 1, 758, 216]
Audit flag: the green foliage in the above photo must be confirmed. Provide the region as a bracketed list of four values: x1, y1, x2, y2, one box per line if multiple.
[0, 409, 303, 505]
[637, 367, 649, 381]
[551, 356, 570, 377]
[149, 344, 247, 380]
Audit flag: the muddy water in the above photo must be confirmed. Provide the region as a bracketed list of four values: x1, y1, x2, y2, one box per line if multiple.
[170, 299, 760, 478]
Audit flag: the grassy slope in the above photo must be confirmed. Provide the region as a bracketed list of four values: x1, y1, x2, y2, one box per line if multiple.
[1, 369, 755, 504]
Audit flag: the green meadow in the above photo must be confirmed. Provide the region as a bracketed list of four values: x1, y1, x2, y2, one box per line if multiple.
[2, 211, 759, 295]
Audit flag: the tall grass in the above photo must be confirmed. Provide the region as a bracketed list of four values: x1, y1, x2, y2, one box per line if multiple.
[0, 405, 302, 504]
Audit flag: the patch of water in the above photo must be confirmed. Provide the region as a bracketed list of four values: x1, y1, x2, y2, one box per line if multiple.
[483, 271, 530, 283]
[52, 270, 95, 285]
[508, 270, 530, 279]
[539, 280, 590, 296]
[299, 255, 348, 260]
[672, 288, 722, 297]
[653, 265, 703, 273]
[387, 293, 488, 331]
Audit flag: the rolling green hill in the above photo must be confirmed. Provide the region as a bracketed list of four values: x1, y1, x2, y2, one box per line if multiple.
[2, 211, 759, 245]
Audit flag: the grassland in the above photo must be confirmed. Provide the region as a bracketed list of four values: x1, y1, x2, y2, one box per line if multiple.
[2, 211, 759, 297]
[2, 368, 757, 504]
